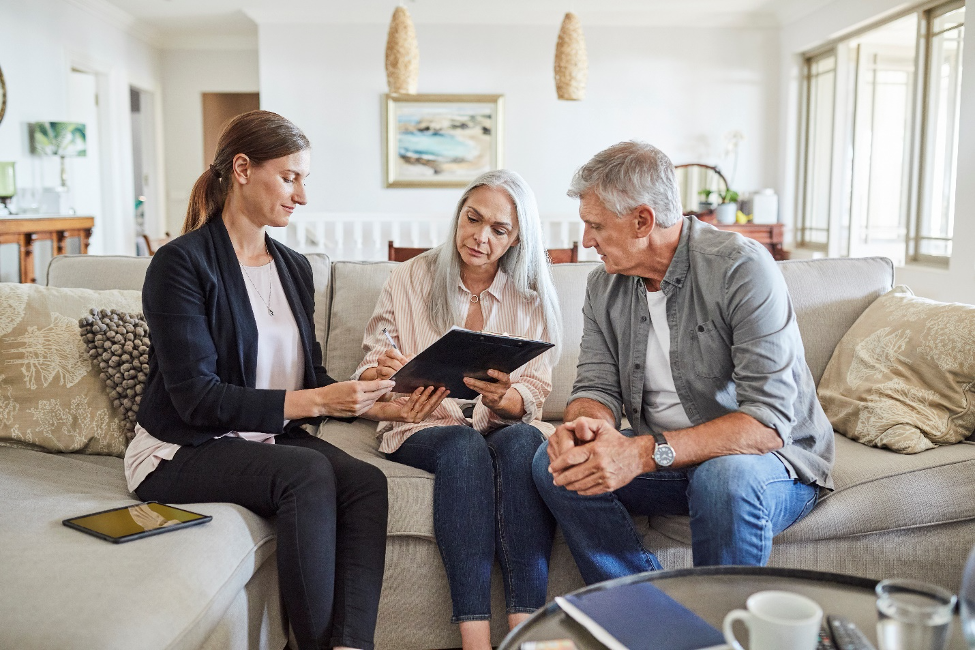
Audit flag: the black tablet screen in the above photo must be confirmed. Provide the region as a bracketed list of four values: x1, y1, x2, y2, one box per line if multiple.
[65, 502, 210, 541]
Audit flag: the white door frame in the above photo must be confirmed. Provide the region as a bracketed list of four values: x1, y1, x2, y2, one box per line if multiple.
[129, 82, 168, 242]
[66, 50, 136, 255]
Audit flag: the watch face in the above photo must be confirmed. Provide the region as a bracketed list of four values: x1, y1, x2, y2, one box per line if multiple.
[654, 443, 676, 467]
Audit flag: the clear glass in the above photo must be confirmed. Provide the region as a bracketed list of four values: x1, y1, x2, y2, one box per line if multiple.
[876, 578, 957, 650]
[962, 549, 975, 649]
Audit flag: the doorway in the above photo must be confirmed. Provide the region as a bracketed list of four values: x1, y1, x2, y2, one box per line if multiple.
[202, 93, 260, 166]
[131, 86, 160, 255]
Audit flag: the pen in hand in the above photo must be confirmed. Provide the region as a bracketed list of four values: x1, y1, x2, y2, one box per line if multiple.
[381, 328, 399, 350]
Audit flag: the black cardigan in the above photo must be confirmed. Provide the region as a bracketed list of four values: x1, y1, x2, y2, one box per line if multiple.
[137, 217, 336, 446]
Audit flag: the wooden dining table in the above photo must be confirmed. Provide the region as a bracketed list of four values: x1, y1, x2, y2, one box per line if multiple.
[0, 215, 94, 284]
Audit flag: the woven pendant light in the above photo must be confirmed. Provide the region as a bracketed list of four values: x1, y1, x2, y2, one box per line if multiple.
[385, 5, 419, 94]
[554, 12, 587, 100]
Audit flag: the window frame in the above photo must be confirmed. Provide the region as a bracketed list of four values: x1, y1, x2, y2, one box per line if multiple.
[795, 0, 965, 267]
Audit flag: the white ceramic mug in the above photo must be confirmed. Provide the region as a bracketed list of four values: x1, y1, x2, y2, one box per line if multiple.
[723, 590, 823, 650]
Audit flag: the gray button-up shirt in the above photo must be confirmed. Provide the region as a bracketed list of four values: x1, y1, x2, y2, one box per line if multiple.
[569, 216, 835, 489]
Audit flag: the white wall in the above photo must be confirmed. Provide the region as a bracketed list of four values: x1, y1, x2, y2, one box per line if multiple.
[257, 22, 780, 221]
[0, 0, 162, 263]
[777, 0, 975, 304]
[160, 49, 259, 236]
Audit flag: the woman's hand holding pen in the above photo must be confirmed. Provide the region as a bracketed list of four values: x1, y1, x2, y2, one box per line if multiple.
[375, 348, 409, 381]
[464, 370, 525, 420]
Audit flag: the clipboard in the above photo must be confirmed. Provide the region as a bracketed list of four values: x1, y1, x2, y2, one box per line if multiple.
[390, 326, 554, 400]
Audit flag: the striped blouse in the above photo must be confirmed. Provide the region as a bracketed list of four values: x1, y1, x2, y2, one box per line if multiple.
[354, 255, 554, 454]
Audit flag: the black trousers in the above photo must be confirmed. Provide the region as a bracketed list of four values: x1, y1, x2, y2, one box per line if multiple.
[136, 430, 388, 650]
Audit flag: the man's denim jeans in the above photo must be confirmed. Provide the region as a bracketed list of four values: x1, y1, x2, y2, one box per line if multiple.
[531, 432, 819, 585]
[389, 423, 555, 622]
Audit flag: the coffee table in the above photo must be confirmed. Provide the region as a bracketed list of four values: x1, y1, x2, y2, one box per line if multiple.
[498, 566, 968, 650]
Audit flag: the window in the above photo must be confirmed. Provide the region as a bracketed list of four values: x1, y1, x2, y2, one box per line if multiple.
[797, 1, 966, 265]
[913, 3, 966, 261]
[799, 53, 836, 249]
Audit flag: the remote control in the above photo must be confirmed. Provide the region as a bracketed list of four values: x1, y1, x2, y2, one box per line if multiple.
[827, 615, 877, 650]
[818, 623, 838, 650]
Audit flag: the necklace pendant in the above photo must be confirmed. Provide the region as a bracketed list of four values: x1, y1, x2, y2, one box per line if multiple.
[268, 308, 274, 316]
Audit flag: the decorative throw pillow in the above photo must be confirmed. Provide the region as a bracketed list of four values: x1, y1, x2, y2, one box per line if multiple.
[817, 285, 975, 454]
[78, 309, 151, 442]
[0, 283, 142, 457]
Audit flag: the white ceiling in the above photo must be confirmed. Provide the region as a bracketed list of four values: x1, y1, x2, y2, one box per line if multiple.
[74, 0, 836, 48]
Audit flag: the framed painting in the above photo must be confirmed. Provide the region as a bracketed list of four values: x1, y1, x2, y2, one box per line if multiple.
[384, 93, 504, 188]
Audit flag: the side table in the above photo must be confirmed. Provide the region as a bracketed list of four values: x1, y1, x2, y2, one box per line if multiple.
[0, 215, 94, 283]
[499, 566, 967, 650]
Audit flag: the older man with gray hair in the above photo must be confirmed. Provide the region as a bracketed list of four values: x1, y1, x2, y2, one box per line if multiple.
[532, 141, 834, 583]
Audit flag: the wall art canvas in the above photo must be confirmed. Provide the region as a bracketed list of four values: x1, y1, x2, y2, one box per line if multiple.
[385, 94, 504, 188]
[29, 122, 87, 157]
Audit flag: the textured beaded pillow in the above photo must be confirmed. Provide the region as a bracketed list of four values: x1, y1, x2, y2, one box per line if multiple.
[78, 309, 151, 442]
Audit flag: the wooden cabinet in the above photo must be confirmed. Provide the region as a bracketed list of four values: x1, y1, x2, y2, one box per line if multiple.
[0, 216, 94, 283]
[695, 212, 789, 261]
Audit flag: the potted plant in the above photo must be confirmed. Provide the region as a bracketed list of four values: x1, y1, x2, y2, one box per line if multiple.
[697, 188, 715, 212]
[715, 189, 739, 224]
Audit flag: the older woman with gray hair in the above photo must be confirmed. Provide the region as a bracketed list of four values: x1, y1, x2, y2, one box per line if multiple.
[355, 169, 561, 650]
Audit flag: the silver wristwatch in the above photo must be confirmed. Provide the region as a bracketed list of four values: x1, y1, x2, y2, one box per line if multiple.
[651, 431, 676, 468]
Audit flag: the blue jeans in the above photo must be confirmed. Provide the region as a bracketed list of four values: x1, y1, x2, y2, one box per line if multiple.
[531, 433, 819, 585]
[389, 423, 555, 622]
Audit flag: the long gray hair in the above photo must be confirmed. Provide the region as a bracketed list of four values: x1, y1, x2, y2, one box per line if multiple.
[422, 169, 562, 351]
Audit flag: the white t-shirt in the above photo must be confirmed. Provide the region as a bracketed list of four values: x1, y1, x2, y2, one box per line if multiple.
[123, 259, 304, 492]
[641, 289, 693, 434]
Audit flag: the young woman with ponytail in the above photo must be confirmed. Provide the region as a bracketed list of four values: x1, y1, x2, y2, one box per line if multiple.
[127, 110, 445, 650]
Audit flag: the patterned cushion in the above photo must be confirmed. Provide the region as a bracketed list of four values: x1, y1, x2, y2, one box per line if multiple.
[0, 284, 142, 456]
[78, 310, 151, 442]
[817, 286, 975, 453]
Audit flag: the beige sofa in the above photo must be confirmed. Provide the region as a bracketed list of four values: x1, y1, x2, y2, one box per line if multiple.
[0, 252, 972, 650]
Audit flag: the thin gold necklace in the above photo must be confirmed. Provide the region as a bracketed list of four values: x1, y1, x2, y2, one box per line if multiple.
[240, 252, 274, 316]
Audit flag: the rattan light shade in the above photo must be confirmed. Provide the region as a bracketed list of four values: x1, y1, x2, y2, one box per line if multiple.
[554, 12, 587, 101]
[385, 6, 419, 94]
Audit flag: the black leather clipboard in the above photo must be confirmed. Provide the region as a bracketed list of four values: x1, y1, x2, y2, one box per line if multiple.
[390, 327, 554, 400]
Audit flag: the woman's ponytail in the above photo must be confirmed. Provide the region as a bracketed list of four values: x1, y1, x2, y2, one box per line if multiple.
[182, 164, 226, 234]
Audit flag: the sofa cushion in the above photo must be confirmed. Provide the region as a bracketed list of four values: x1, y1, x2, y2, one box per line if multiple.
[545, 262, 600, 419]
[319, 418, 436, 538]
[818, 286, 975, 453]
[46, 254, 152, 290]
[648, 434, 976, 545]
[778, 257, 893, 384]
[324, 261, 398, 380]
[0, 284, 142, 456]
[0, 447, 277, 650]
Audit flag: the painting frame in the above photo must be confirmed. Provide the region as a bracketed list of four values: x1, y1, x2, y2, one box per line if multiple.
[384, 93, 504, 188]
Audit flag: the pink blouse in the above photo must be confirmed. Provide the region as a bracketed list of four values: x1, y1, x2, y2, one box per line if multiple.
[354, 256, 554, 453]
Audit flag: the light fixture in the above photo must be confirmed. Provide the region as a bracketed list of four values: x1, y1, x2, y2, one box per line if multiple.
[554, 12, 587, 101]
[385, 5, 419, 94]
